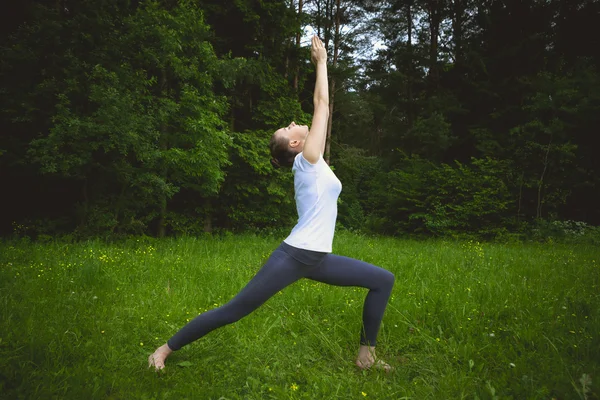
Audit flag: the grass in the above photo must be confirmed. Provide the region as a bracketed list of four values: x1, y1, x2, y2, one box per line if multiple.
[0, 232, 598, 399]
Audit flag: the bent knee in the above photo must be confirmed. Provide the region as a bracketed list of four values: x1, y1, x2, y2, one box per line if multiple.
[382, 270, 395, 290]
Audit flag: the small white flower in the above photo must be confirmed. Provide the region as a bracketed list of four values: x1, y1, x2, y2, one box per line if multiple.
[489, 333, 495, 337]
[509, 363, 516, 368]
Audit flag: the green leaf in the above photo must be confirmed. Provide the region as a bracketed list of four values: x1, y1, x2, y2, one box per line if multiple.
[177, 361, 193, 368]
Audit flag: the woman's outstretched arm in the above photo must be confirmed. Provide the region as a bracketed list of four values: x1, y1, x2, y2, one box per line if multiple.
[303, 35, 329, 164]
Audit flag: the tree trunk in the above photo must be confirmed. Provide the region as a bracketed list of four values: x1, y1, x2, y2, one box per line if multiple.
[324, 0, 331, 49]
[452, 0, 464, 66]
[293, 0, 303, 90]
[79, 178, 88, 232]
[374, 126, 382, 156]
[537, 139, 552, 219]
[316, 0, 322, 37]
[517, 171, 524, 223]
[324, 0, 340, 164]
[203, 198, 213, 233]
[284, 46, 290, 80]
[325, 78, 335, 164]
[157, 198, 167, 238]
[112, 182, 128, 234]
[406, 0, 414, 126]
[427, 0, 442, 93]
[157, 69, 168, 238]
[285, 0, 294, 80]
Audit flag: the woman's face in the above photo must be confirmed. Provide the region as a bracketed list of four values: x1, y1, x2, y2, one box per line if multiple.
[276, 121, 309, 151]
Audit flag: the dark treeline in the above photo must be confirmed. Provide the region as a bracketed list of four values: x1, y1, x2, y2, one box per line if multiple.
[1, 0, 599, 239]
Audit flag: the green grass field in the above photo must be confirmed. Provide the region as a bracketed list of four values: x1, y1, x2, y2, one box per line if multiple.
[0, 232, 598, 399]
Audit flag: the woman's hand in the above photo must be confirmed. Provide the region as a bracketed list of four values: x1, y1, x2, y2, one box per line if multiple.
[311, 35, 327, 65]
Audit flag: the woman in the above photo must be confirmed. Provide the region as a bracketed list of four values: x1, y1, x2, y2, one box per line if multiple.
[149, 35, 395, 372]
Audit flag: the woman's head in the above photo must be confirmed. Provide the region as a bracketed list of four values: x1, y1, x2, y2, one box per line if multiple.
[269, 121, 309, 168]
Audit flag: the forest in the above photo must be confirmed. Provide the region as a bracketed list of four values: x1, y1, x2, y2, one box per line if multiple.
[1, 2, 600, 398]
[2, 0, 599, 240]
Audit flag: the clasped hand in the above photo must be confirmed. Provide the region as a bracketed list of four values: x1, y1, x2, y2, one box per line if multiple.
[311, 35, 327, 65]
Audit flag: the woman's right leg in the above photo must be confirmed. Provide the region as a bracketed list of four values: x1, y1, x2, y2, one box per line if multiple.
[149, 248, 305, 369]
[167, 249, 306, 350]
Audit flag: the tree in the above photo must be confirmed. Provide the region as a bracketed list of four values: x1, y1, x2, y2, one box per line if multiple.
[3, 1, 231, 235]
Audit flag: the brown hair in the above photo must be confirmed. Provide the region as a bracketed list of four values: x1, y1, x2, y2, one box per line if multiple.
[269, 132, 298, 168]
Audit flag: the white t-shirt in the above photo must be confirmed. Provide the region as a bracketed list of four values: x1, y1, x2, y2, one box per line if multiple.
[284, 152, 342, 252]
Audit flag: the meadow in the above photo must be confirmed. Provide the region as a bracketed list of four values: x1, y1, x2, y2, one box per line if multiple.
[0, 232, 598, 399]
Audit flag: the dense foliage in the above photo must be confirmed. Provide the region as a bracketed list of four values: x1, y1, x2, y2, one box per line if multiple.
[1, 0, 599, 238]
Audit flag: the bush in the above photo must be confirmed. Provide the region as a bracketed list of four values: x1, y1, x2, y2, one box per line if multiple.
[527, 219, 600, 244]
[333, 147, 385, 231]
[418, 157, 515, 238]
[353, 155, 515, 238]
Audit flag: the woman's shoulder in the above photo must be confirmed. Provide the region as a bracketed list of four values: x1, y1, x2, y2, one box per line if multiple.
[294, 152, 324, 171]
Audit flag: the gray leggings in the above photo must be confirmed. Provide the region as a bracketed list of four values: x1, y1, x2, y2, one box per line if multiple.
[167, 242, 395, 350]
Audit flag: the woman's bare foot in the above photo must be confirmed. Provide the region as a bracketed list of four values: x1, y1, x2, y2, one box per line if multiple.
[148, 343, 173, 371]
[355, 345, 392, 373]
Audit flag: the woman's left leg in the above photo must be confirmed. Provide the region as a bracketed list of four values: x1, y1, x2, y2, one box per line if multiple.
[305, 254, 395, 369]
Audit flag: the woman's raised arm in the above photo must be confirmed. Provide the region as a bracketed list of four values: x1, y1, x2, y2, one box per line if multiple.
[302, 35, 329, 164]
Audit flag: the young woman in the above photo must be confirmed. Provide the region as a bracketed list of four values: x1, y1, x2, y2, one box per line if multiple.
[148, 35, 395, 372]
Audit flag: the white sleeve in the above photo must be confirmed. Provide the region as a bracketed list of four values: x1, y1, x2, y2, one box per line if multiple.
[294, 152, 321, 172]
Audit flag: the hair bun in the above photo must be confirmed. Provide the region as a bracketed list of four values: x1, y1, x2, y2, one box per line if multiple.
[270, 158, 281, 168]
